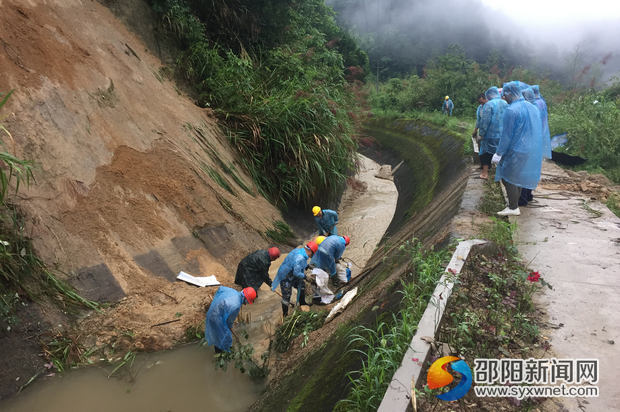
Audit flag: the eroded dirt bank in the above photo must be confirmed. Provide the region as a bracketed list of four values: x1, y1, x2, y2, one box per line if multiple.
[0, 0, 286, 398]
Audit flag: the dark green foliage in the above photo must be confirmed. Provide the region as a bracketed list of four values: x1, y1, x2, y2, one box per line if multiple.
[549, 83, 620, 183]
[265, 220, 295, 245]
[149, 0, 367, 205]
[274, 309, 328, 353]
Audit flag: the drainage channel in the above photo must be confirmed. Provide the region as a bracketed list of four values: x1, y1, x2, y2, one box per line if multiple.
[0, 154, 398, 412]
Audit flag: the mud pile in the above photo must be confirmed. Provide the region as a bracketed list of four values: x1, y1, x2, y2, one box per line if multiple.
[0, 0, 285, 397]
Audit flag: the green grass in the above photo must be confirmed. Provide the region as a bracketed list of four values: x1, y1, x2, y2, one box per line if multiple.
[265, 220, 295, 245]
[607, 192, 620, 218]
[336, 242, 448, 412]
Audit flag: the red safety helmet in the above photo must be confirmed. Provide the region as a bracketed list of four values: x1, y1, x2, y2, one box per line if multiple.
[343, 236, 350, 246]
[243, 287, 257, 305]
[268, 247, 281, 260]
[306, 241, 319, 254]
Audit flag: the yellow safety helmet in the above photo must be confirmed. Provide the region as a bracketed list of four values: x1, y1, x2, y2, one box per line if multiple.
[312, 206, 321, 216]
[445, 96, 449, 100]
[315, 236, 326, 245]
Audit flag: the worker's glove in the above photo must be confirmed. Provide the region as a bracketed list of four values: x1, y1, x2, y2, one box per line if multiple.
[492, 154, 502, 164]
[306, 272, 316, 284]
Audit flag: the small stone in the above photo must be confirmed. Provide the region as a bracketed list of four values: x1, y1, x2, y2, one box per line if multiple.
[607, 340, 615, 345]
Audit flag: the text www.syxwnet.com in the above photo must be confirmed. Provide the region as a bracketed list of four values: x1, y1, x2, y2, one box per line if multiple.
[474, 383, 598, 400]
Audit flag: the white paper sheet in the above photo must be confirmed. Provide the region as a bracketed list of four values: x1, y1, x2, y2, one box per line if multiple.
[176, 271, 220, 287]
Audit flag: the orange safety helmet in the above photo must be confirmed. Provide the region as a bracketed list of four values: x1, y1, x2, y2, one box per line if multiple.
[243, 287, 257, 304]
[343, 236, 350, 246]
[306, 241, 319, 254]
[268, 247, 281, 260]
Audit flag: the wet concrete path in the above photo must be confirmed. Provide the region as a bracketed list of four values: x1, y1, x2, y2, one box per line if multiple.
[515, 165, 620, 411]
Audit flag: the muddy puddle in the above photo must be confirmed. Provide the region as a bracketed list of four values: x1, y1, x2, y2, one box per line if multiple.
[0, 155, 398, 412]
[2, 344, 263, 412]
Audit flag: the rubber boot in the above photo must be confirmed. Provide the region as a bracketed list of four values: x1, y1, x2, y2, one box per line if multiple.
[299, 290, 312, 307]
[282, 303, 289, 317]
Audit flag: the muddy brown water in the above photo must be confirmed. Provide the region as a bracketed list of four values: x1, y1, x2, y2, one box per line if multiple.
[0, 155, 398, 412]
[1, 344, 263, 412]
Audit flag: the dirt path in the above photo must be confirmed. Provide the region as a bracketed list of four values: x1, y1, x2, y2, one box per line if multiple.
[515, 163, 620, 411]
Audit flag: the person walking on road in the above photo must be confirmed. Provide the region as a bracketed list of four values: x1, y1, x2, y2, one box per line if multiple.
[478, 87, 508, 180]
[271, 241, 319, 316]
[442, 96, 454, 116]
[234, 247, 281, 297]
[204, 286, 257, 353]
[313, 206, 339, 236]
[492, 82, 542, 216]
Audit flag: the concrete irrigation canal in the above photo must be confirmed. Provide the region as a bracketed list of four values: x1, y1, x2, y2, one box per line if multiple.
[0, 119, 468, 412]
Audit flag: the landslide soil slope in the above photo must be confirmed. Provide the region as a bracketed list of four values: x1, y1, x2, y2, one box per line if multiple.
[0, 0, 284, 397]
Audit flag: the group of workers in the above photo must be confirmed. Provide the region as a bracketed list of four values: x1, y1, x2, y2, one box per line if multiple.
[204, 206, 350, 353]
[471, 81, 551, 215]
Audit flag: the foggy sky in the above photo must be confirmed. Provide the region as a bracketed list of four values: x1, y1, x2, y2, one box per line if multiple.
[327, 0, 620, 85]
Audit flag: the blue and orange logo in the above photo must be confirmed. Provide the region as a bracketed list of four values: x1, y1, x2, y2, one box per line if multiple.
[427, 356, 473, 401]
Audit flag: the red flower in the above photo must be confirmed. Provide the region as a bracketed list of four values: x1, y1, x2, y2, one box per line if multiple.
[527, 271, 541, 282]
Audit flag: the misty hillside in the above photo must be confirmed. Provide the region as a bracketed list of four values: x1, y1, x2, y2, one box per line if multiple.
[327, 0, 620, 84]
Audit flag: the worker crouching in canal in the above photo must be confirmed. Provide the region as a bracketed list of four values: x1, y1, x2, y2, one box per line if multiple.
[204, 286, 257, 353]
[234, 247, 281, 297]
[310, 235, 350, 288]
[271, 241, 318, 317]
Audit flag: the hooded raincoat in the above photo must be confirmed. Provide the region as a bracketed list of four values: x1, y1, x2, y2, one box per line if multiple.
[479, 87, 508, 156]
[234, 249, 272, 291]
[204, 286, 245, 351]
[272, 248, 309, 291]
[315, 209, 339, 236]
[310, 235, 346, 276]
[495, 83, 543, 190]
[442, 99, 454, 115]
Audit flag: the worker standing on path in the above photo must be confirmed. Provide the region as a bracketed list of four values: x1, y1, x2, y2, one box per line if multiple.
[313, 206, 339, 236]
[518, 86, 547, 207]
[204, 286, 256, 353]
[532, 85, 552, 161]
[234, 247, 281, 297]
[310, 235, 350, 287]
[492, 81, 542, 216]
[472, 93, 488, 170]
[442, 96, 454, 116]
[478, 87, 508, 180]
[272, 242, 318, 316]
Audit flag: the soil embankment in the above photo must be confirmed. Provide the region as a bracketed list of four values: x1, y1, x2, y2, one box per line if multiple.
[0, 0, 287, 398]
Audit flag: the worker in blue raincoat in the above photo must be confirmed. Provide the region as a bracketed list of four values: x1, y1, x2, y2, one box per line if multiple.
[518, 86, 551, 207]
[531, 85, 552, 160]
[205, 286, 256, 353]
[310, 235, 350, 287]
[272, 241, 318, 316]
[442, 96, 454, 116]
[492, 82, 542, 216]
[472, 93, 488, 170]
[312, 206, 339, 236]
[477, 87, 508, 180]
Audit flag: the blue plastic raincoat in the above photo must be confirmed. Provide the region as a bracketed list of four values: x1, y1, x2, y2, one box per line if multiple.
[532, 85, 547, 104]
[442, 99, 454, 116]
[479, 87, 508, 156]
[315, 209, 339, 236]
[495, 83, 543, 190]
[310, 235, 346, 276]
[204, 286, 245, 351]
[272, 247, 309, 291]
[535, 97, 552, 160]
[475, 104, 483, 128]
